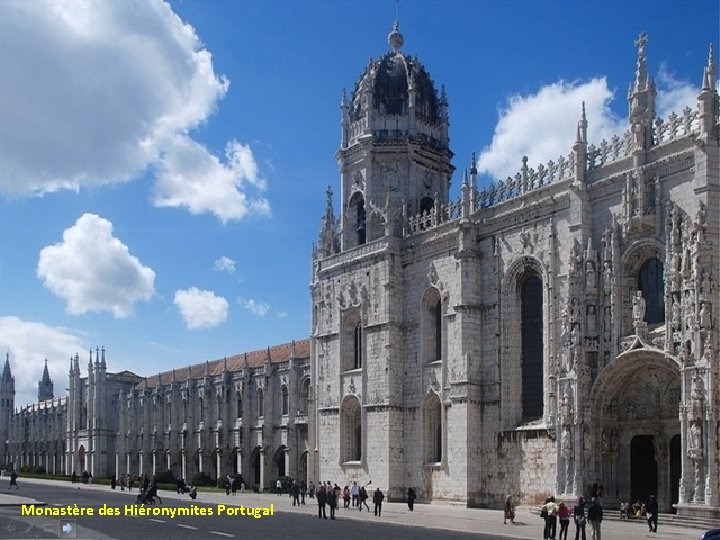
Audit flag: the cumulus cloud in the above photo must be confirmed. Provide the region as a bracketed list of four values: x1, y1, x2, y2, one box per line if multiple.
[174, 287, 229, 329]
[477, 73, 699, 181]
[656, 64, 699, 120]
[0, 1, 269, 222]
[239, 298, 270, 317]
[0, 316, 85, 407]
[153, 137, 270, 223]
[37, 213, 155, 317]
[477, 78, 624, 180]
[213, 256, 236, 273]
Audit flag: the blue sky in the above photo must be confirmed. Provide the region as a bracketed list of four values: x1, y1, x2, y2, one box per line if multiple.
[0, 0, 716, 406]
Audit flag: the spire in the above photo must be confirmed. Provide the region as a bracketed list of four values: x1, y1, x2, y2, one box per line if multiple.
[41, 359, 51, 383]
[634, 32, 649, 91]
[702, 43, 716, 91]
[73, 353, 80, 374]
[576, 101, 588, 143]
[101, 346, 106, 370]
[172, 368, 176, 383]
[2, 352, 12, 381]
[69, 356, 74, 376]
[317, 185, 338, 258]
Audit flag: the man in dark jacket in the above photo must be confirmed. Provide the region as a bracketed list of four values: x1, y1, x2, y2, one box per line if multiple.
[373, 487, 385, 516]
[573, 496, 587, 540]
[316, 485, 327, 519]
[587, 497, 603, 540]
[645, 494, 658, 532]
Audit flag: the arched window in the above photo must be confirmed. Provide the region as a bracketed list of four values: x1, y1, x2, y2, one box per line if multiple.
[356, 198, 366, 245]
[300, 379, 310, 414]
[421, 288, 443, 363]
[342, 311, 364, 372]
[281, 386, 289, 416]
[423, 392, 442, 463]
[521, 274, 543, 421]
[236, 395, 242, 419]
[256, 389, 264, 419]
[420, 196, 434, 215]
[341, 396, 362, 462]
[638, 258, 665, 325]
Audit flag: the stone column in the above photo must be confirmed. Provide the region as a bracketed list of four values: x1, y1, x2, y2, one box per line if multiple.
[216, 451, 221, 482]
[181, 452, 187, 482]
[284, 448, 290, 479]
[259, 448, 265, 490]
[236, 449, 242, 476]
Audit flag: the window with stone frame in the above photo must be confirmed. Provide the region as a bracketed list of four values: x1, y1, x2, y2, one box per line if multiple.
[345, 191, 367, 248]
[281, 385, 289, 416]
[638, 258, 665, 325]
[423, 392, 442, 463]
[520, 274, 543, 421]
[256, 388, 264, 419]
[341, 310, 364, 371]
[341, 396, 362, 462]
[236, 394, 242, 419]
[300, 378, 310, 414]
[421, 288, 444, 363]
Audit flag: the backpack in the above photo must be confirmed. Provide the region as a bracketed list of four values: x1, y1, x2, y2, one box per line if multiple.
[577, 515, 586, 526]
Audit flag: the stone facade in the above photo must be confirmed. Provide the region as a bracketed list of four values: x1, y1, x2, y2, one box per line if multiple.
[3, 341, 311, 489]
[308, 26, 719, 522]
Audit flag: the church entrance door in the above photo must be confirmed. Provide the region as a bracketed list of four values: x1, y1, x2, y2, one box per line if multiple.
[252, 451, 261, 486]
[630, 435, 657, 504]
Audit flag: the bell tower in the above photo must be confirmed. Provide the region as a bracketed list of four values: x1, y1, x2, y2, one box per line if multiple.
[338, 21, 454, 250]
[0, 353, 16, 466]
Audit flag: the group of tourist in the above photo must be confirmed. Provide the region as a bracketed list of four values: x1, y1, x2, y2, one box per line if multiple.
[538, 496, 604, 540]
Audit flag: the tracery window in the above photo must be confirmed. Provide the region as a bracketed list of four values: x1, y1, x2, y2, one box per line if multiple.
[638, 258, 665, 325]
[342, 310, 364, 371]
[281, 386, 289, 416]
[256, 389, 264, 419]
[341, 396, 362, 462]
[423, 392, 442, 463]
[521, 274, 543, 421]
[421, 288, 443, 363]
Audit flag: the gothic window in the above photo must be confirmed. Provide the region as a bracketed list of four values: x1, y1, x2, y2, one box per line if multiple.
[341, 396, 362, 462]
[256, 389, 264, 419]
[349, 192, 366, 247]
[521, 274, 543, 421]
[300, 379, 310, 414]
[421, 288, 443, 363]
[342, 310, 364, 371]
[236, 395, 242, 419]
[281, 385, 289, 416]
[423, 392, 442, 463]
[420, 196, 434, 215]
[638, 258, 665, 325]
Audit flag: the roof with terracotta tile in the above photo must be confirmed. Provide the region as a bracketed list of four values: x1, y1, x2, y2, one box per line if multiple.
[137, 339, 310, 390]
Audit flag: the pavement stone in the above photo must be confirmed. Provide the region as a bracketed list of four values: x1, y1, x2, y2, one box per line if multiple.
[12, 477, 709, 540]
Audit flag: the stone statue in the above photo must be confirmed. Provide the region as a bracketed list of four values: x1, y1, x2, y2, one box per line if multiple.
[632, 291, 646, 324]
[699, 302, 712, 330]
[672, 297, 682, 331]
[603, 261, 613, 294]
[561, 425, 573, 460]
[688, 421, 703, 457]
[587, 305, 597, 334]
[586, 261, 596, 291]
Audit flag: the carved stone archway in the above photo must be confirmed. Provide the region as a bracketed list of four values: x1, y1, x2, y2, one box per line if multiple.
[589, 347, 680, 511]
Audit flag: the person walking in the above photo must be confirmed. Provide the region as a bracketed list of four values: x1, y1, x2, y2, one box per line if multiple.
[407, 487, 416, 511]
[8, 470, 18, 490]
[504, 495, 515, 524]
[645, 494, 658, 533]
[276, 478, 282, 495]
[71, 471, 77, 485]
[316, 484, 327, 519]
[308, 481, 315, 499]
[558, 501, 570, 540]
[343, 485, 351, 507]
[587, 496, 603, 540]
[351, 480, 359, 507]
[542, 496, 559, 540]
[299, 480, 306, 505]
[327, 483, 337, 520]
[573, 496, 587, 540]
[359, 485, 370, 511]
[373, 487, 384, 516]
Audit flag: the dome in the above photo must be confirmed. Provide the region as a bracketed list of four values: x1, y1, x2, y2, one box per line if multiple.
[349, 23, 442, 126]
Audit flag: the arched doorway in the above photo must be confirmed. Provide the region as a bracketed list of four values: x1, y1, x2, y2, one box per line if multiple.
[275, 446, 286, 478]
[630, 435, 657, 504]
[298, 451, 308, 485]
[589, 349, 680, 511]
[78, 445, 86, 472]
[251, 448, 261, 487]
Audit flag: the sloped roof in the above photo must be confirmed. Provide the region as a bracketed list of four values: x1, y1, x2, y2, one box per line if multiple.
[138, 339, 310, 390]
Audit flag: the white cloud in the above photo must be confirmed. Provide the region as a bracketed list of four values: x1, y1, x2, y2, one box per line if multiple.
[477, 73, 699, 181]
[0, 316, 85, 407]
[655, 64, 699, 120]
[276, 311, 289, 319]
[0, 1, 269, 222]
[174, 287, 228, 329]
[213, 256, 236, 273]
[153, 137, 270, 223]
[477, 78, 624, 180]
[37, 213, 155, 317]
[239, 298, 270, 317]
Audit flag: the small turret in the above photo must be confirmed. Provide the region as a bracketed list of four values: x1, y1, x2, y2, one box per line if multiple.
[38, 359, 54, 402]
[698, 43, 719, 139]
[627, 33, 656, 152]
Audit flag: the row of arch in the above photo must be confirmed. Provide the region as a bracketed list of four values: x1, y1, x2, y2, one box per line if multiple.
[235, 379, 312, 420]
